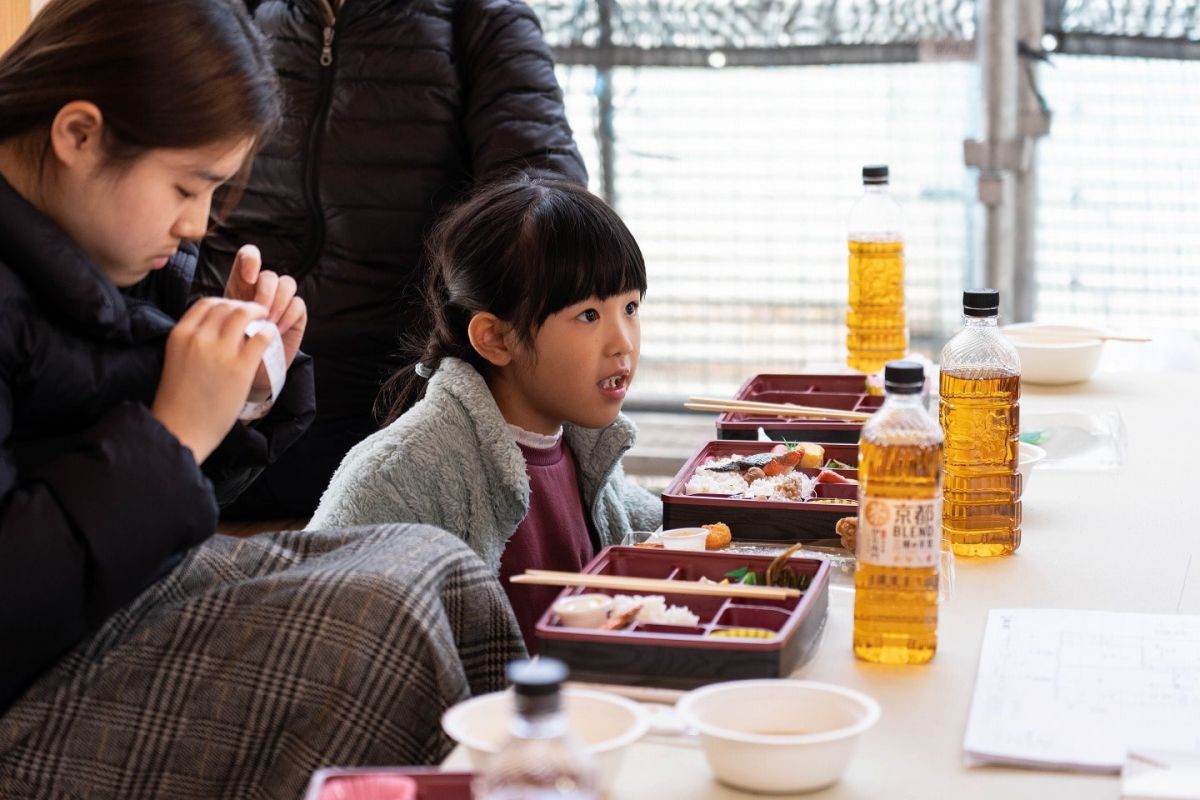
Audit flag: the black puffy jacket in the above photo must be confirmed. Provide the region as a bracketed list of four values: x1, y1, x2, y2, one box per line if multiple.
[0, 175, 315, 713]
[197, 0, 586, 429]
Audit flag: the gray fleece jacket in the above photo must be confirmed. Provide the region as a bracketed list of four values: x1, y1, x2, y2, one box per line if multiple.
[307, 357, 663, 572]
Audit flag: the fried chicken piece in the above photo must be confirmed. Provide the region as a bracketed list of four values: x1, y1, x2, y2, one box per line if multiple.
[702, 521, 732, 550]
[835, 516, 857, 552]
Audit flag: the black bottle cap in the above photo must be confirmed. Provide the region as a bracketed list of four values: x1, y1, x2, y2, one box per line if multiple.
[508, 658, 568, 695]
[862, 164, 889, 184]
[963, 288, 1000, 317]
[883, 360, 925, 394]
[508, 658, 568, 715]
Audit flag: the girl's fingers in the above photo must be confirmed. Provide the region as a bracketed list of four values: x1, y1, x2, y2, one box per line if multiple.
[276, 296, 307, 338]
[215, 301, 269, 344]
[268, 274, 297, 322]
[177, 296, 227, 334]
[240, 328, 275, 371]
[225, 245, 262, 300]
[253, 269, 279, 311]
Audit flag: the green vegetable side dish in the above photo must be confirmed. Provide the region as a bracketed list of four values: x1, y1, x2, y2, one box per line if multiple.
[823, 458, 854, 470]
[724, 565, 758, 585]
[1020, 430, 1048, 445]
[723, 564, 813, 591]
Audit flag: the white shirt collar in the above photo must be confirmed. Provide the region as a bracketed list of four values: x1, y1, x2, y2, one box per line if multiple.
[507, 423, 563, 450]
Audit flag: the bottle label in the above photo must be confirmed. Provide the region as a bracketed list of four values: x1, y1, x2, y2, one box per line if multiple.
[858, 497, 941, 567]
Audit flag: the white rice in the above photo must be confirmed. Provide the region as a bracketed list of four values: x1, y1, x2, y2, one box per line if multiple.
[683, 457, 817, 502]
[683, 469, 747, 495]
[610, 594, 700, 627]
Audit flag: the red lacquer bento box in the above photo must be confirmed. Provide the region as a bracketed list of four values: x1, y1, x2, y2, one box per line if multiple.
[304, 768, 473, 800]
[662, 440, 859, 542]
[535, 547, 830, 689]
[716, 373, 882, 443]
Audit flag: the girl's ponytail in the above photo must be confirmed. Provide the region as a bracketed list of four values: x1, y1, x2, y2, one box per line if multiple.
[374, 251, 488, 425]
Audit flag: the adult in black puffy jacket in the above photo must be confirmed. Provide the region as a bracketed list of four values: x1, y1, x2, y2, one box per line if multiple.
[197, 0, 588, 518]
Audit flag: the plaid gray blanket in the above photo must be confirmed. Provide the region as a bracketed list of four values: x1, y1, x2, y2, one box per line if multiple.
[0, 525, 525, 799]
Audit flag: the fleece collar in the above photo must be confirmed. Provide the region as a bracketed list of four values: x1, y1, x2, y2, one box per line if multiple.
[426, 357, 639, 515]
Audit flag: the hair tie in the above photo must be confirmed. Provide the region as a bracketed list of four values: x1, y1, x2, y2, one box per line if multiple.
[414, 361, 433, 379]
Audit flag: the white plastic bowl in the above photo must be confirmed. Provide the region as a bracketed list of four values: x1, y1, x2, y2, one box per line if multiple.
[440, 686, 648, 791]
[1018, 441, 1046, 496]
[677, 679, 881, 794]
[551, 593, 613, 628]
[659, 527, 708, 551]
[1002, 323, 1105, 385]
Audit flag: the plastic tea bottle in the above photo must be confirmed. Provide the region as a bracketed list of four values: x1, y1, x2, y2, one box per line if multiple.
[939, 289, 1022, 557]
[474, 658, 600, 800]
[846, 164, 908, 373]
[853, 360, 943, 665]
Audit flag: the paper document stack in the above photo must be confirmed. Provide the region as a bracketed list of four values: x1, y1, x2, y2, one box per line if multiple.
[964, 608, 1200, 773]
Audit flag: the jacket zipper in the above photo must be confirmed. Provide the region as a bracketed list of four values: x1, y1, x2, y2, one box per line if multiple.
[295, 20, 338, 283]
[584, 426, 634, 547]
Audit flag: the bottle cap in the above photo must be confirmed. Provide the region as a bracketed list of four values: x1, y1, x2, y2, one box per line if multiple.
[883, 360, 925, 394]
[963, 288, 1000, 317]
[862, 164, 889, 184]
[508, 658, 568, 715]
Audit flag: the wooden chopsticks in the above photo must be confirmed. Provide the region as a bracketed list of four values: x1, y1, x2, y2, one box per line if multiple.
[510, 569, 801, 600]
[685, 395, 872, 422]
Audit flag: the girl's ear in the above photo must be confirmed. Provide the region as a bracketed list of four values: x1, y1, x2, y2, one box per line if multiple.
[48, 101, 105, 172]
[467, 312, 514, 367]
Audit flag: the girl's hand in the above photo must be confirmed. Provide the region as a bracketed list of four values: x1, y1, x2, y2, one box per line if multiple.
[224, 245, 307, 393]
[152, 298, 275, 463]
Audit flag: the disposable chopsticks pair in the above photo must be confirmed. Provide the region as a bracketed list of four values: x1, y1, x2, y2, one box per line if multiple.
[684, 395, 871, 422]
[510, 569, 801, 600]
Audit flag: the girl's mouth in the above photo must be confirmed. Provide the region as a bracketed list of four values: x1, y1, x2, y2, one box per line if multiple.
[599, 372, 630, 398]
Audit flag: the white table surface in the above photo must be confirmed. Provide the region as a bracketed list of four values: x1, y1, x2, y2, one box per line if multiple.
[447, 348, 1200, 799]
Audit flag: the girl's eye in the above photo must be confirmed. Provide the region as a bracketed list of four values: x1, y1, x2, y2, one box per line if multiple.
[578, 309, 600, 323]
[176, 186, 196, 200]
[624, 301, 640, 316]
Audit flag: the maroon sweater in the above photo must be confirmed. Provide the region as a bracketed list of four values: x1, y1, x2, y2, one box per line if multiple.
[498, 439, 596, 652]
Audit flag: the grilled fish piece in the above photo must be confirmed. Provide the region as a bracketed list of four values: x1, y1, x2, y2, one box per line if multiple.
[705, 452, 778, 472]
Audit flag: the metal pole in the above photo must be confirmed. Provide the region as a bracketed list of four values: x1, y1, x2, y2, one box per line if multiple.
[1013, 0, 1050, 322]
[980, 0, 1018, 321]
[595, 0, 617, 207]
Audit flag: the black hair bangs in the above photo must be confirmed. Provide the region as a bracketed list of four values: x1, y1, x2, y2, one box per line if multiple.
[380, 174, 647, 421]
[510, 182, 647, 337]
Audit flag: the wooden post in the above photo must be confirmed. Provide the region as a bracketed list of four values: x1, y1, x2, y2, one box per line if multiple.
[1, 1, 32, 54]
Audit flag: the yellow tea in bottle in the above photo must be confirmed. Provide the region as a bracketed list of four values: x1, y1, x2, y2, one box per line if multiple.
[847, 239, 907, 373]
[846, 165, 907, 374]
[938, 289, 1022, 557]
[854, 361, 943, 665]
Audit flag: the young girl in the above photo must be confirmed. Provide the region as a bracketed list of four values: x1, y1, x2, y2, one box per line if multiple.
[0, 2, 521, 796]
[309, 176, 663, 648]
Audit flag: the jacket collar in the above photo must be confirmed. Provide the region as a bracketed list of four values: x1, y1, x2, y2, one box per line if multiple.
[427, 357, 639, 514]
[289, 0, 395, 26]
[0, 172, 131, 342]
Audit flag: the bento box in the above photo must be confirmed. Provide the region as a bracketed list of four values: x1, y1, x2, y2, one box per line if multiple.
[662, 440, 858, 542]
[716, 373, 882, 443]
[536, 547, 830, 689]
[304, 768, 473, 800]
